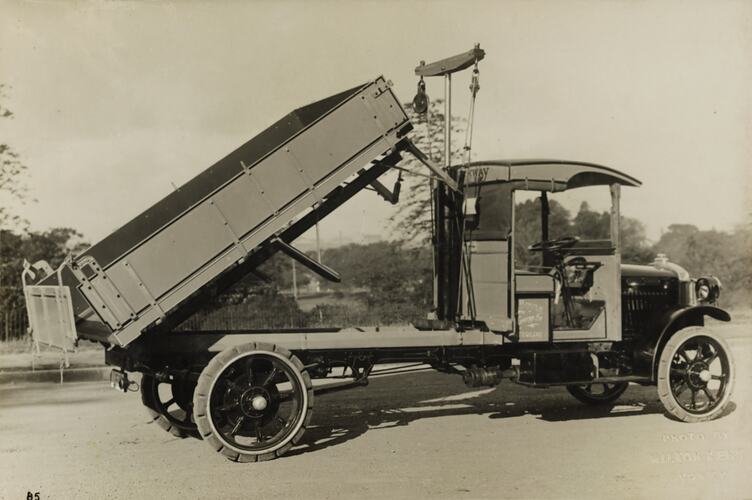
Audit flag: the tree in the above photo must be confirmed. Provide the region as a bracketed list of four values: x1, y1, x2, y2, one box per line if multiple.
[0, 84, 30, 229]
[514, 197, 572, 267]
[653, 224, 699, 262]
[653, 223, 752, 307]
[320, 241, 432, 310]
[0, 228, 87, 304]
[726, 222, 752, 305]
[571, 201, 609, 240]
[620, 216, 653, 263]
[569, 201, 652, 263]
[0, 228, 88, 339]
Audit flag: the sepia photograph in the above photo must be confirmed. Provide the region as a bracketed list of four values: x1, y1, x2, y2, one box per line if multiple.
[1, 1, 750, 499]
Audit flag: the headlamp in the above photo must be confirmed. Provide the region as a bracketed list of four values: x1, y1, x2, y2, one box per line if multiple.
[695, 276, 721, 304]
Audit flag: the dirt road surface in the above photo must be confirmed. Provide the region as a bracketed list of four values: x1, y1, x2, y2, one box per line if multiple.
[1, 322, 750, 500]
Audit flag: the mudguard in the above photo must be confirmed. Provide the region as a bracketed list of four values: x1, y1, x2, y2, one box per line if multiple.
[649, 305, 731, 380]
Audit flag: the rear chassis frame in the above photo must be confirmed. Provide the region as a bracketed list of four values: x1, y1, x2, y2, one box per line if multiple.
[104, 326, 655, 391]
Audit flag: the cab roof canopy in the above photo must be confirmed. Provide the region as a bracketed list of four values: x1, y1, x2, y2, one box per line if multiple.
[461, 160, 641, 191]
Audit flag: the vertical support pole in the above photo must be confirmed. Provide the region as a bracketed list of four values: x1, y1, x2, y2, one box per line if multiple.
[540, 192, 549, 242]
[430, 177, 439, 318]
[443, 73, 453, 321]
[610, 183, 621, 252]
[610, 182, 623, 341]
[315, 221, 322, 263]
[540, 191, 551, 268]
[434, 184, 446, 320]
[444, 74, 452, 170]
[435, 73, 452, 321]
[291, 260, 298, 300]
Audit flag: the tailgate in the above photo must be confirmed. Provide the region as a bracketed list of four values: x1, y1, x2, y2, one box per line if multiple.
[23, 284, 78, 352]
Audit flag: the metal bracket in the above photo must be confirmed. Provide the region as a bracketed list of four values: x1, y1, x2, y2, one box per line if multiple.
[359, 168, 401, 204]
[241, 160, 278, 215]
[273, 238, 341, 283]
[71, 256, 136, 329]
[209, 197, 249, 255]
[371, 78, 393, 98]
[284, 146, 324, 207]
[360, 86, 397, 150]
[403, 140, 460, 192]
[122, 260, 166, 320]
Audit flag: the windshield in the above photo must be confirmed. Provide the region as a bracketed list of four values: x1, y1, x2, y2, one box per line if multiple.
[514, 186, 613, 268]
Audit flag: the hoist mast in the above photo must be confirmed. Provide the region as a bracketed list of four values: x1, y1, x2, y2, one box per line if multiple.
[414, 44, 485, 323]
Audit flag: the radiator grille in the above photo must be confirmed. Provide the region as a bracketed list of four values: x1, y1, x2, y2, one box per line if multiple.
[621, 279, 679, 339]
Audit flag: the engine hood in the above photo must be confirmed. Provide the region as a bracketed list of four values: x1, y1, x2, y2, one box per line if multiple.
[621, 264, 677, 279]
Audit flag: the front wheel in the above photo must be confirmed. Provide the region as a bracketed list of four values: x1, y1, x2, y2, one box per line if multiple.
[193, 343, 313, 462]
[657, 327, 734, 422]
[566, 382, 629, 405]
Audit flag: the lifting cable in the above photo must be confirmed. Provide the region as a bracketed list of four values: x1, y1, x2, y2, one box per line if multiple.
[458, 60, 481, 321]
[463, 62, 481, 166]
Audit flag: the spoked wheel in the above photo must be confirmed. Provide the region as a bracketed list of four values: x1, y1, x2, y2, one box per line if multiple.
[658, 327, 734, 422]
[566, 382, 629, 405]
[141, 373, 199, 438]
[193, 343, 313, 462]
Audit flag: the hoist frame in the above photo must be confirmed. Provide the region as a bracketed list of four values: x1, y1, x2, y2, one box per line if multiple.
[413, 44, 485, 323]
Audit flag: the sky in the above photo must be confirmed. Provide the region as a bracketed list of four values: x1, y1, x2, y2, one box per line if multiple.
[1, 0, 750, 249]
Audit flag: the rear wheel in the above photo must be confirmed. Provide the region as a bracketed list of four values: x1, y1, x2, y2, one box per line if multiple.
[566, 382, 629, 405]
[193, 343, 313, 462]
[657, 327, 734, 422]
[141, 373, 198, 438]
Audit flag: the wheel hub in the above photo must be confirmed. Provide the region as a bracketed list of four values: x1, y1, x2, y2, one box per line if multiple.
[686, 362, 710, 389]
[251, 395, 268, 411]
[240, 387, 272, 417]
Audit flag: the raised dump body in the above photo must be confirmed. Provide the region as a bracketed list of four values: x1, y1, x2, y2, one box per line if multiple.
[24, 77, 411, 348]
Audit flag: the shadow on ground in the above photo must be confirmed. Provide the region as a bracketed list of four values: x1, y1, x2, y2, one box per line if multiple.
[286, 370, 731, 458]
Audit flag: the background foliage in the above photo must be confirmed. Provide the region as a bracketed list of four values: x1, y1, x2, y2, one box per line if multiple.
[0, 84, 30, 229]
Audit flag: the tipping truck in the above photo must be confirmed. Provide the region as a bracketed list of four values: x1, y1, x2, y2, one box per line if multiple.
[23, 47, 734, 462]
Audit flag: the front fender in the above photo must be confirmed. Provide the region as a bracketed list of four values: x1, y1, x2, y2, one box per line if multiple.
[649, 305, 731, 380]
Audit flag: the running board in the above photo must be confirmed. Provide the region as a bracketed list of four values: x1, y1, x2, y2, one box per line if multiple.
[274, 238, 341, 283]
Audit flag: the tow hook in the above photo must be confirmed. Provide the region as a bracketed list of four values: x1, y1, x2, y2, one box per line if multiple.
[110, 369, 133, 392]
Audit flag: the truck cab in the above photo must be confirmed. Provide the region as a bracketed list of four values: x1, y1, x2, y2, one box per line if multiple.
[457, 160, 640, 342]
[449, 158, 727, 354]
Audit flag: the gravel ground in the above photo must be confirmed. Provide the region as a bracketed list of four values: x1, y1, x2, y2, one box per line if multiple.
[0, 342, 103, 373]
[0, 321, 749, 500]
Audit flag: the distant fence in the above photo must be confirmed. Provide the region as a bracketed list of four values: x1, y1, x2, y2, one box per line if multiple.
[1, 308, 28, 341]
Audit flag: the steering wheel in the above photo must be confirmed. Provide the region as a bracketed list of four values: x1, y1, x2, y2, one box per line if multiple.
[528, 236, 580, 253]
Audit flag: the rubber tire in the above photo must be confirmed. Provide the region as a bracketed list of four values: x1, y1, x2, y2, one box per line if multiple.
[141, 373, 199, 439]
[566, 382, 629, 405]
[193, 342, 313, 463]
[657, 327, 734, 423]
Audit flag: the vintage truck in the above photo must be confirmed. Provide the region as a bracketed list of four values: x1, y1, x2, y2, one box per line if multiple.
[23, 47, 733, 462]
